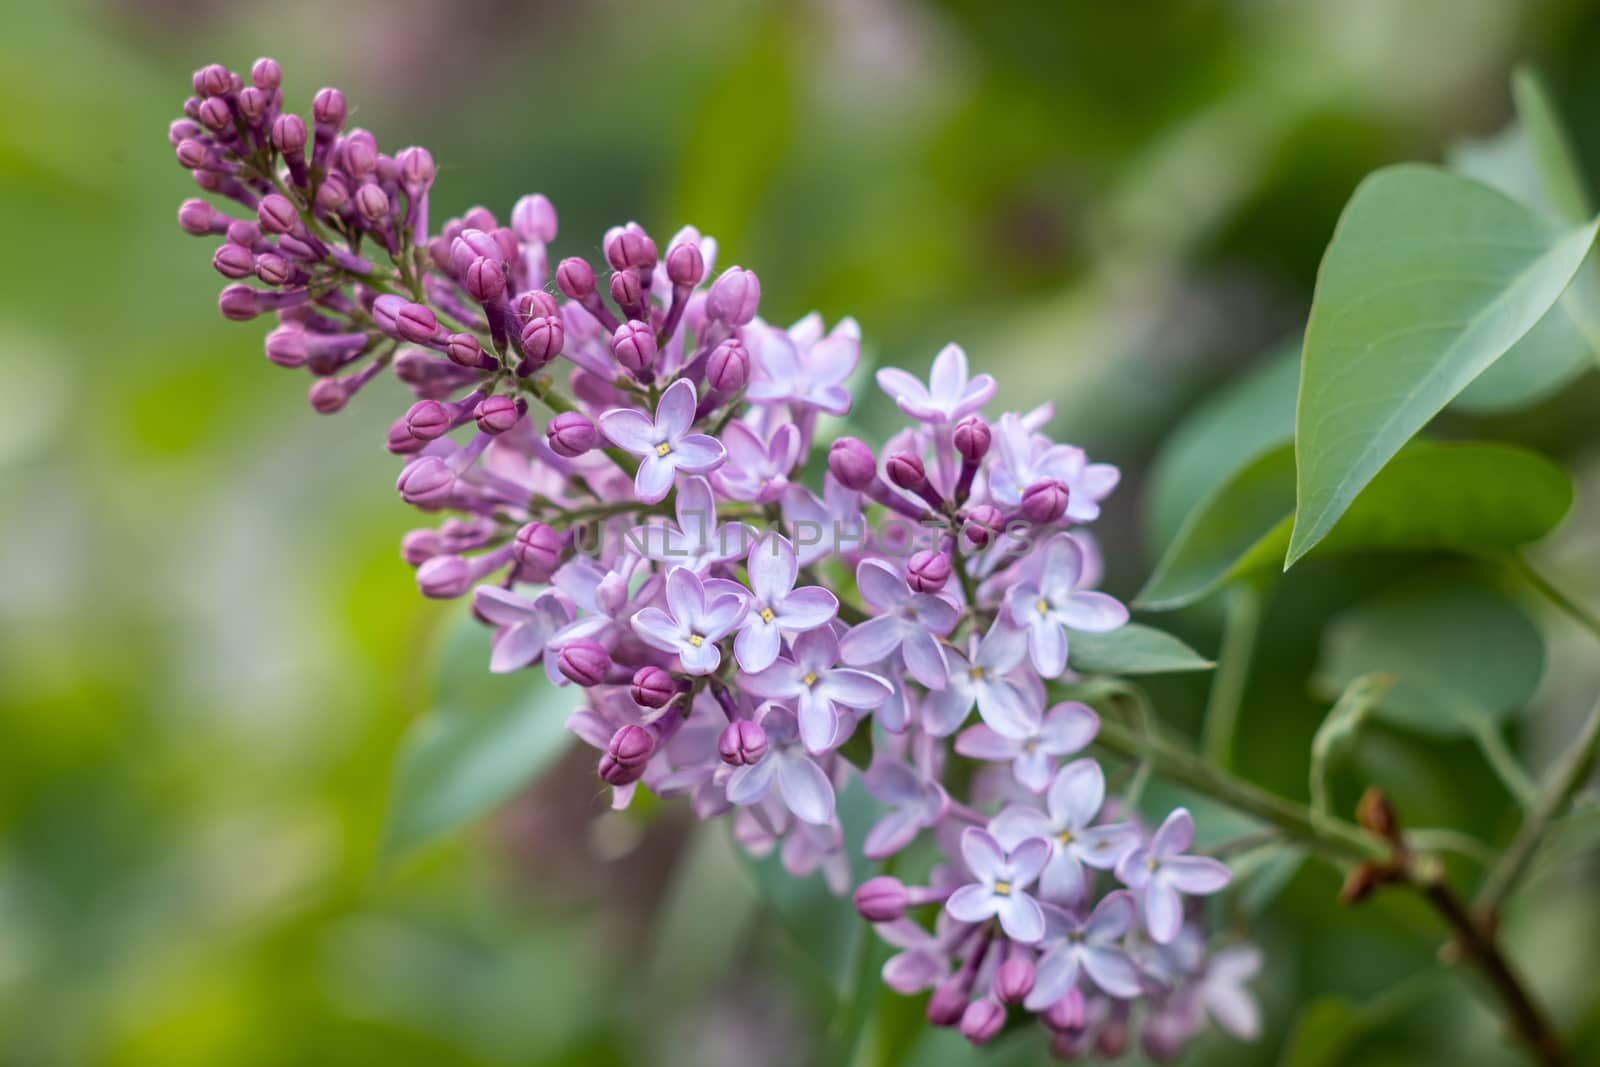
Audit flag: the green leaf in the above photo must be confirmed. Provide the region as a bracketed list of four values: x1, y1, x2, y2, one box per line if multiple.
[1279, 996, 1362, 1067]
[380, 615, 576, 860]
[1450, 70, 1600, 412]
[1138, 440, 1572, 610]
[1234, 844, 1307, 917]
[1288, 164, 1597, 565]
[1312, 568, 1546, 738]
[1143, 339, 1300, 554]
[1066, 623, 1213, 674]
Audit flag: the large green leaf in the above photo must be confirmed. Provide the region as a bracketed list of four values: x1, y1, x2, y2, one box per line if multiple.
[1143, 340, 1300, 555]
[1312, 568, 1546, 738]
[1288, 164, 1597, 564]
[381, 615, 575, 860]
[1450, 70, 1600, 412]
[1138, 441, 1572, 610]
[1066, 623, 1213, 674]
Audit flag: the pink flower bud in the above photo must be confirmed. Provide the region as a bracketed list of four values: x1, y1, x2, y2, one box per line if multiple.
[197, 63, 232, 97]
[559, 639, 611, 687]
[175, 139, 210, 169]
[178, 198, 219, 235]
[907, 549, 951, 593]
[226, 219, 261, 246]
[953, 416, 991, 463]
[630, 666, 676, 709]
[547, 411, 597, 457]
[853, 876, 908, 922]
[598, 724, 655, 785]
[257, 194, 299, 235]
[401, 529, 441, 566]
[556, 256, 596, 300]
[1041, 987, 1086, 1032]
[251, 57, 282, 90]
[1020, 479, 1069, 524]
[397, 146, 435, 187]
[394, 302, 439, 345]
[609, 269, 642, 313]
[603, 223, 657, 272]
[238, 87, 269, 123]
[610, 320, 657, 374]
[511, 194, 557, 242]
[519, 315, 565, 369]
[264, 327, 307, 367]
[218, 284, 259, 321]
[197, 96, 231, 131]
[717, 721, 769, 766]
[272, 113, 307, 155]
[474, 395, 521, 435]
[416, 554, 472, 599]
[706, 266, 760, 325]
[403, 400, 451, 440]
[339, 134, 377, 179]
[829, 437, 877, 490]
[886, 451, 927, 490]
[926, 980, 970, 1027]
[465, 256, 506, 302]
[665, 240, 704, 287]
[313, 88, 347, 128]
[397, 456, 455, 507]
[212, 243, 255, 279]
[316, 173, 349, 214]
[993, 958, 1035, 1004]
[354, 183, 389, 224]
[515, 290, 560, 321]
[706, 339, 749, 392]
[963, 504, 1004, 547]
[256, 254, 293, 287]
[445, 333, 485, 368]
[307, 378, 346, 413]
[512, 522, 561, 576]
[960, 998, 1005, 1046]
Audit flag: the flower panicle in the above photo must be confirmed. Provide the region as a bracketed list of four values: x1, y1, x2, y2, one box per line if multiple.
[169, 58, 1257, 1059]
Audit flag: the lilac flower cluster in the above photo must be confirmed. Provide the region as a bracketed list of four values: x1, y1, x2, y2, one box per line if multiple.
[169, 60, 1258, 1058]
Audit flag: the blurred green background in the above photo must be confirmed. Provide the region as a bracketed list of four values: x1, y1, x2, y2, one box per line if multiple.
[3, 0, 1599, 1064]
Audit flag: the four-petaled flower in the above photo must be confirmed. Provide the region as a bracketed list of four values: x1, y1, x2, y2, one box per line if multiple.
[724, 703, 837, 825]
[599, 377, 726, 503]
[473, 587, 572, 677]
[955, 700, 1100, 793]
[862, 754, 949, 859]
[839, 559, 960, 688]
[630, 566, 747, 675]
[874, 343, 996, 424]
[924, 620, 1042, 739]
[945, 827, 1051, 943]
[629, 475, 751, 574]
[1116, 808, 1232, 944]
[988, 412, 1120, 522]
[733, 535, 839, 673]
[743, 627, 892, 753]
[1024, 890, 1145, 1008]
[991, 758, 1141, 904]
[714, 420, 802, 503]
[745, 314, 859, 415]
[1008, 533, 1128, 677]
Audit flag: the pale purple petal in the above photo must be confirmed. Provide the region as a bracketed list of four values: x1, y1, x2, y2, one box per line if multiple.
[1040, 702, 1099, 755]
[976, 679, 1042, 739]
[863, 757, 922, 805]
[902, 630, 951, 689]
[808, 334, 859, 386]
[630, 607, 685, 653]
[1039, 852, 1087, 903]
[725, 758, 775, 806]
[634, 455, 677, 503]
[489, 623, 544, 673]
[819, 668, 892, 709]
[775, 586, 837, 629]
[776, 755, 836, 825]
[864, 806, 926, 859]
[855, 559, 909, 610]
[928, 343, 968, 404]
[1077, 823, 1140, 870]
[995, 893, 1046, 943]
[839, 616, 903, 665]
[953, 724, 1021, 762]
[1152, 808, 1196, 858]
[474, 586, 538, 627]
[1057, 592, 1129, 633]
[922, 680, 975, 737]
[990, 806, 1054, 852]
[1023, 946, 1081, 1012]
[1116, 846, 1153, 889]
[1081, 946, 1143, 999]
[699, 594, 749, 638]
[655, 377, 698, 437]
[1009, 837, 1053, 886]
[915, 595, 962, 635]
[959, 827, 1008, 882]
[1028, 619, 1069, 678]
[1039, 534, 1086, 595]
[876, 367, 932, 408]
[1048, 758, 1105, 831]
[597, 407, 657, 453]
[1162, 856, 1232, 895]
[1013, 748, 1053, 794]
[747, 535, 797, 602]
[945, 884, 998, 925]
[677, 638, 721, 675]
[1143, 880, 1184, 944]
[734, 621, 782, 673]
[741, 661, 803, 699]
[796, 689, 840, 754]
[883, 950, 945, 994]
[1085, 890, 1136, 941]
[671, 433, 726, 473]
[664, 566, 704, 624]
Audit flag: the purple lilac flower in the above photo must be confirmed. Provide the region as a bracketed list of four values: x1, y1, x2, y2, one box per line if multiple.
[599, 378, 726, 503]
[1007, 533, 1129, 677]
[629, 475, 751, 574]
[1025, 891, 1145, 1007]
[742, 627, 892, 753]
[945, 827, 1051, 942]
[630, 566, 747, 675]
[991, 758, 1141, 903]
[924, 620, 1042, 738]
[862, 754, 949, 859]
[1116, 808, 1233, 944]
[472, 586, 571, 676]
[955, 699, 1099, 792]
[875, 343, 995, 423]
[745, 315, 859, 415]
[732, 535, 838, 673]
[714, 420, 802, 503]
[839, 558, 960, 688]
[724, 703, 836, 825]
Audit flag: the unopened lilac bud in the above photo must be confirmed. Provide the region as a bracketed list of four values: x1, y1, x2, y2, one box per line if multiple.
[315, 173, 349, 214]
[212, 243, 255, 279]
[907, 549, 951, 593]
[391, 303, 437, 345]
[307, 378, 346, 414]
[272, 113, 307, 154]
[198, 63, 232, 97]
[604, 223, 657, 272]
[340, 134, 377, 180]
[170, 118, 201, 145]
[175, 139, 210, 169]
[257, 194, 298, 235]
[853, 876, 909, 922]
[665, 240, 704, 287]
[994, 958, 1035, 1004]
[445, 333, 485, 368]
[512, 522, 561, 575]
[927, 981, 970, 1028]
[559, 639, 611, 687]
[238, 88, 269, 123]
[197, 95, 232, 131]
[250, 57, 282, 90]
[630, 666, 676, 709]
[609, 269, 642, 313]
[829, 437, 877, 490]
[717, 721, 769, 767]
[404, 399, 451, 441]
[416, 554, 472, 599]
[556, 256, 596, 300]
[511, 194, 557, 242]
[465, 256, 505, 302]
[475, 395, 521, 435]
[491, 226, 519, 263]
[178, 198, 219, 235]
[386, 419, 425, 455]
[256, 253, 292, 286]
[396, 146, 435, 187]
[706, 339, 749, 392]
[264, 327, 307, 367]
[397, 456, 455, 507]
[886, 451, 927, 490]
[610, 320, 657, 374]
[960, 998, 1005, 1046]
[598, 724, 655, 785]
[1020, 479, 1069, 524]
[515, 290, 560, 322]
[963, 504, 1004, 547]
[313, 88, 347, 128]
[226, 219, 261, 247]
[401, 529, 441, 566]
[519, 315, 564, 369]
[546, 411, 597, 457]
[218, 284, 259, 321]
[354, 183, 389, 224]
[1041, 987, 1086, 1032]
[953, 416, 991, 463]
[706, 267, 760, 325]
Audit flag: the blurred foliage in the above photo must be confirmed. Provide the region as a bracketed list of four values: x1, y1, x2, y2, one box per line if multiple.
[2, 0, 1600, 1064]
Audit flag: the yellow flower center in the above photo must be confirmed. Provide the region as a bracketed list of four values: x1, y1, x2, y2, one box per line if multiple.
[655, 442, 672, 456]
[969, 666, 986, 682]
[802, 671, 818, 687]
[1057, 830, 1074, 845]
[760, 608, 776, 624]
[1035, 598, 1050, 615]
[687, 634, 704, 647]
[993, 880, 1012, 896]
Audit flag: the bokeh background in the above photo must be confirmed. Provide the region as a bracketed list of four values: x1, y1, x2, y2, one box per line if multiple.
[3, 0, 1599, 1064]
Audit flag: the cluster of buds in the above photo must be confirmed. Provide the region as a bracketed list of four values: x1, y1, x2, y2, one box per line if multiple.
[169, 60, 1259, 1058]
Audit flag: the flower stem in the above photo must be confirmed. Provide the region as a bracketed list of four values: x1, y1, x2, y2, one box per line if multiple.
[1507, 552, 1600, 642]
[1202, 581, 1264, 771]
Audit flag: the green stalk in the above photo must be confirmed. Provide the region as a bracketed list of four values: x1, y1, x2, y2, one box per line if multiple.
[1202, 581, 1264, 770]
